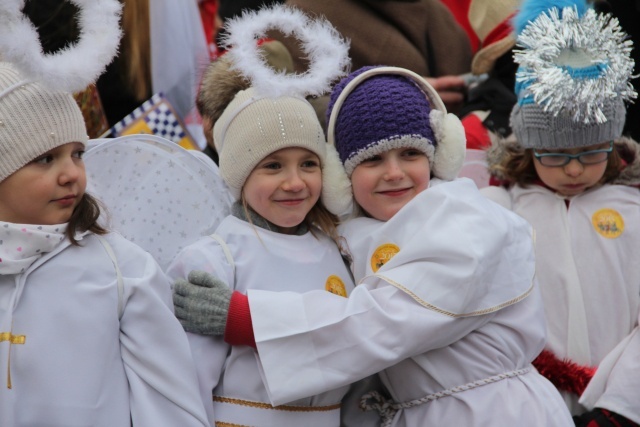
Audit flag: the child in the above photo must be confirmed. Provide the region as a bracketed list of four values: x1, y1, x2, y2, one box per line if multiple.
[0, 61, 210, 425]
[481, 0, 639, 423]
[175, 65, 575, 426]
[167, 6, 378, 426]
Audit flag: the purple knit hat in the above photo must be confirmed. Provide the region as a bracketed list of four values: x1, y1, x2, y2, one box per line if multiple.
[321, 66, 467, 217]
[326, 66, 437, 176]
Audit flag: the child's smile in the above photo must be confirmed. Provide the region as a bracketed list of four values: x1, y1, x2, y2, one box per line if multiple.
[351, 147, 431, 221]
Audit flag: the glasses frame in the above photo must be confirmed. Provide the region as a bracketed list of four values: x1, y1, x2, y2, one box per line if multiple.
[533, 142, 614, 167]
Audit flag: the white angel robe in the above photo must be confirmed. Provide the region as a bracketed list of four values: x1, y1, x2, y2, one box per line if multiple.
[483, 183, 640, 418]
[0, 232, 209, 427]
[167, 215, 357, 427]
[248, 178, 573, 426]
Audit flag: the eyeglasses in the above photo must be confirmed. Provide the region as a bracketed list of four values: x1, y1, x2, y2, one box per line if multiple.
[533, 142, 614, 167]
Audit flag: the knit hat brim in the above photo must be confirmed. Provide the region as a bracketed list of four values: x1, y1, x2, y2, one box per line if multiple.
[0, 63, 88, 182]
[214, 88, 327, 199]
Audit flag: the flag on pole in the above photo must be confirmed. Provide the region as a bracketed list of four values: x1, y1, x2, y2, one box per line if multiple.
[103, 92, 199, 150]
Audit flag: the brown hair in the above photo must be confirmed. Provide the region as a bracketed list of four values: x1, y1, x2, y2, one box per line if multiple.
[121, 0, 152, 102]
[489, 141, 622, 187]
[66, 193, 107, 245]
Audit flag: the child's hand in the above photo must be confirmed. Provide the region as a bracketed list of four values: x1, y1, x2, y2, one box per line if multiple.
[424, 75, 466, 113]
[173, 270, 232, 335]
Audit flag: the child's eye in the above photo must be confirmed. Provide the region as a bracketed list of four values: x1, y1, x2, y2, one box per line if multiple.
[32, 155, 54, 164]
[402, 149, 423, 158]
[73, 150, 85, 159]
[301, 159, 320, 168]
[361, 155, 382, 163]
[263, 162, 281, 170]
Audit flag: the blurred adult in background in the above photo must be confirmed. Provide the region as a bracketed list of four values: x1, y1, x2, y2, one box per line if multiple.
[266, 0, 473, 127]
[458, 0, 519, 150]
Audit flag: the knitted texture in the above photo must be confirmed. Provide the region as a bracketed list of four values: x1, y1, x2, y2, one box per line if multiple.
[510, 1, 635, 149]
[213, 87, 326, 199]
[327, 66, 436, 176]
[511, 100, 626, 149]
[0, 62, 88, 182]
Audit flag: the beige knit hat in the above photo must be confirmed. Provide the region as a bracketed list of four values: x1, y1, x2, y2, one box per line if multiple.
[0, 62, 88, 182]
[468, 0, 519, 75]
[213, 87, 326, 199]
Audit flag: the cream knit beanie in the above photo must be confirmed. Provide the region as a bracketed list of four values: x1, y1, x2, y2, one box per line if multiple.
[0, 62, 88, 182]
[213, 87, 326, 199]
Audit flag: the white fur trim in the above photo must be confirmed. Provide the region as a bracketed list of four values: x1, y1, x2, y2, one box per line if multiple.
[0, 0, 122, 93]
[222, 4, 350, 99]
[322, 143, 353, 217]
[431, 113, 467, 181]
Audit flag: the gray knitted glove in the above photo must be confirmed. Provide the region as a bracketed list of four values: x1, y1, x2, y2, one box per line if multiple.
[173, 270, 232, 335]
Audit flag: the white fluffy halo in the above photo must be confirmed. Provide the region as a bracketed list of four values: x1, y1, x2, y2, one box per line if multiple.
[221, 4, 350, 98]
[514, 6, 636, 124]
[0, 0, 122, 93]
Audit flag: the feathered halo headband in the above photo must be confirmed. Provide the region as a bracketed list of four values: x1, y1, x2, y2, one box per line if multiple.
[212, 3, 351, 184]
[512, 0, 637, 124]
[0, 0, 122, 95]
[218, 4, 350, 100]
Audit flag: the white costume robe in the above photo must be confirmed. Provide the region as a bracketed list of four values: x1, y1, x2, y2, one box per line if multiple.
[167, 216, 357, 427]
[0, 232, 209, 427]
[248, 179, 573, 426]
[483, 183, 640, 420]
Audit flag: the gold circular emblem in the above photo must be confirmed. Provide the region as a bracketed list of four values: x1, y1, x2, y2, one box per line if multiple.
[325, 275, 348, 297]
[370, 243, 400, 273]
[592, 208, 624, 239]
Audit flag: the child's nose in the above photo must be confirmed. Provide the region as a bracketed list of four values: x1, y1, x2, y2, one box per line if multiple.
[59, 161, 82, 184]
[383, 159, 405, 181]
[282, 169, 305, 191]
[563, 158, 584, 177]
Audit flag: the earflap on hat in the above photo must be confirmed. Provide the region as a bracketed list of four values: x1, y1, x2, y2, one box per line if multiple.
[510, 0, 637, 149]
[323, 66, 466, 217]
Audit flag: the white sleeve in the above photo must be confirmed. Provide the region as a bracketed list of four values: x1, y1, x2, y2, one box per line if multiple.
[165, 238, 235, 425]
[118, 249, 209, 426]
[165, 237, 235, 288]
[251, 283, 491, 405]
[480, 185, 512, 210]
[580, 314, 640, 424]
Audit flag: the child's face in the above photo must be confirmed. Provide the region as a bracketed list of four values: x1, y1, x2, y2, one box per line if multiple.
[243, 147, 322, 234]
[351, 147, 430, 221]
[0, 142, 86, 225]
[532, 141, 611, 197]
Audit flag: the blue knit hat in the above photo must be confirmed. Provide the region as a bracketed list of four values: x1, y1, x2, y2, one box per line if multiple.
[321, 66, 466, 217]
[510, 0, 636, 149]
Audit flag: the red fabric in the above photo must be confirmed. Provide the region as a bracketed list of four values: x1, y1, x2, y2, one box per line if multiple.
[198, 0, 221, 60]
[224, 291, 256, 348]
[482, 13, 516, 48]
[461, 113, 491, 150]
[533, 349, 597, 396]
[439, 0, 480, 53]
